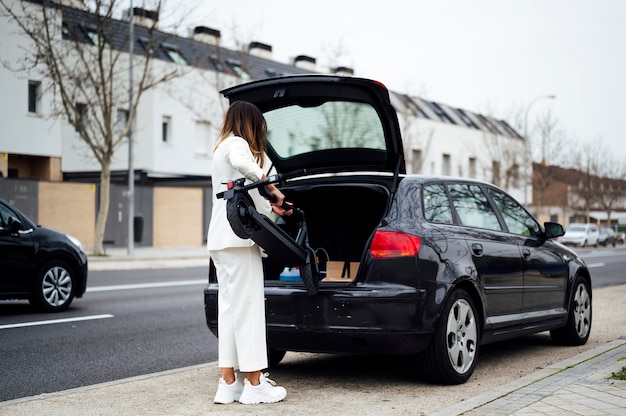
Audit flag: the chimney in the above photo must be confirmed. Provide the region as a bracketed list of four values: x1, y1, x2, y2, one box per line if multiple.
[191, 26, 221, 46]
[124, 7, 159, 28]
[248, 41, 272, 60]
[293, 55, 316, 72]
[333, 66, 354, 76]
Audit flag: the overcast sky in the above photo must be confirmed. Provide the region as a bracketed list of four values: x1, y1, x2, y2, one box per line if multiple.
[181, 0, 626, 162]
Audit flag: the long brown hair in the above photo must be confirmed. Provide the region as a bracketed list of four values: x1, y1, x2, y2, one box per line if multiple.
[215, 101, 267, 166]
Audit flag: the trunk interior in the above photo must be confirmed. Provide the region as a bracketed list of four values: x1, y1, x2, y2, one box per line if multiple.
[262, 181, 391, 283]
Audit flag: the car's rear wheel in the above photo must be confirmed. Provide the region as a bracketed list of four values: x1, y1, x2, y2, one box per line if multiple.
[417, 288, 480, 384]
[550, 276, 592, 345]
[30, 261, 75, 312]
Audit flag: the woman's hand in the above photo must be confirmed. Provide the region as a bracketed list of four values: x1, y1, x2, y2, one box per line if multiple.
[268, 185, 293, 216]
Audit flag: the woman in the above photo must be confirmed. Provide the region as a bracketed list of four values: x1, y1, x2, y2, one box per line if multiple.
[207, 101, 290, 405]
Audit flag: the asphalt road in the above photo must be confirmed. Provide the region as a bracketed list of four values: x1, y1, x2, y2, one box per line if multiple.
[0, 266, 215, 402]
[0, 246, 623, 402]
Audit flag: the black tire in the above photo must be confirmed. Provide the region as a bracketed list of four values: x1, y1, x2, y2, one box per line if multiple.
[226, 192, 258, 239]
[30, 260, 75, 312]
[300, 247, 319, 296]
[267, 348, 287, 368]
[417, 288, 480, 384]
[550, 276, 592, 346]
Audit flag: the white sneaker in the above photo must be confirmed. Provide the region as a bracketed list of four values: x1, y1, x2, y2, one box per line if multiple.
[213, 376, 244, 404]
[239, 373, 287, 405]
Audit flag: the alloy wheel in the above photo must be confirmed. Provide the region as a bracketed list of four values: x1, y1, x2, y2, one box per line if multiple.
[446, 298, 478, 375]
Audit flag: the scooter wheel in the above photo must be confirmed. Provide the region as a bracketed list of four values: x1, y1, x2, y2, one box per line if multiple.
[226, 192, 258, 239]
[300, 247, 319, 296]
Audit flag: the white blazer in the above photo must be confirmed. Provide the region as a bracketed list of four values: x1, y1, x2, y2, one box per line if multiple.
[207, 135, 271, 252]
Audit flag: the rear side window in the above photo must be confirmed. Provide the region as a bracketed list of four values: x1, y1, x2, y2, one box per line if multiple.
[488, 188, 540, 237]
[264, 101, 386, 158]
[449, 184, 501, 231]
[423, 184, 453, 224]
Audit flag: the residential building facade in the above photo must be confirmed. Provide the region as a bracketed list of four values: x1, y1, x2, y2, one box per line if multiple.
[0, 0, 528, 249]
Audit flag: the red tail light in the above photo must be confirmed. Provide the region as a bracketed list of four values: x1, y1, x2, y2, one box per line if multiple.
[369, 230, 421, 258]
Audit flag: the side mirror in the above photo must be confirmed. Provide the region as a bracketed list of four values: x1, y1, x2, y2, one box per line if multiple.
[8, 216, 22, 234]
[544, 222, 565, 239]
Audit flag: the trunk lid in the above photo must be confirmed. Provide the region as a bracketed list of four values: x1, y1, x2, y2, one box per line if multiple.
[221, 75, 405, 175]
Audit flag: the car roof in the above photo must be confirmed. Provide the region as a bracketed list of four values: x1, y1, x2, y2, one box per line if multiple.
[221, 75, 405, 176]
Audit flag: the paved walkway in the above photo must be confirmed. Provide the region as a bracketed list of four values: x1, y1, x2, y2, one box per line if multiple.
[1, 246, 624, 415]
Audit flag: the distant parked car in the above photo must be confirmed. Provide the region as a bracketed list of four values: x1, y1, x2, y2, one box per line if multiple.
[598, 227, 616, 247]
[560, 223, 599, 247]
[0, 198, 88, 312]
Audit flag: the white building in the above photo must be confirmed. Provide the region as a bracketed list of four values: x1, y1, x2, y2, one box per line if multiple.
[0, 0, 526, 197]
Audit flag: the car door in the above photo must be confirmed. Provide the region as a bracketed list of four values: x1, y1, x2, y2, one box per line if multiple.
[447, 183, 524, 330]
[0, 202, 35, 293]
[486, 187, 567, 318]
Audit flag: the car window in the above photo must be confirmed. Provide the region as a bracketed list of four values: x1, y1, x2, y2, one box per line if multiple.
[487, 188, 540, 237]
[423, 184, 453, 224]
[0, 203, 13, 228]
[263, 101, 386, 158]
[449, 184, 502, 231]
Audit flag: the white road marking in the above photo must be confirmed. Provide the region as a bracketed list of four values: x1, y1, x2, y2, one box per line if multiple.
[86, 279, 207, 292]
[0, 314, 114, 330]
[586, 263, 605, 268]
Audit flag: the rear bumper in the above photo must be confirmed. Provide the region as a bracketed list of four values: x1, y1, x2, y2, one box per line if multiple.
[204, 283, 433, 355]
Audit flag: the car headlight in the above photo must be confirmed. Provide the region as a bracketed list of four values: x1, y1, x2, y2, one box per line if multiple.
[66, 234, 84, 252]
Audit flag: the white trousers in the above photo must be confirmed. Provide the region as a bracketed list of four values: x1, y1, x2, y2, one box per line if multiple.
[211, 246, 268, 372]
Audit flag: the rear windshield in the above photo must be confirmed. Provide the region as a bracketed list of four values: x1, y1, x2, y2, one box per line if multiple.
[264, 101, 386, 158]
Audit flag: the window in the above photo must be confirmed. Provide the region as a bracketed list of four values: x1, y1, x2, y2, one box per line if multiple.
[442, 154, 451, 176]
[225, 60, 251, 81]
[488, 188, 540, 237]
[492, 160, 501, 186]
[468, 157, 477, 178]
[449, 183, 501, 231]
[424, 101, 456, 124]
[454, 108, 479, 129]
[75, 103, 88, 133]
[411, 149, 422, 174]
[263, 101, 385, 157]
[115, 109, 129, 137]
[405, 96, 429, 119]
[194, 120, 212, 155]
[28, 81, 41, 114]
[162, 116, 171, 143]
[84, 26, 109, 48]
[423, 184, 453, 224]
[164, 47, 188, 65]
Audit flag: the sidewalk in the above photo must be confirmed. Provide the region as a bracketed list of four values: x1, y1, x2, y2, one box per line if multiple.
[2, 247, 624, 415]
[88, 245, 210, 271]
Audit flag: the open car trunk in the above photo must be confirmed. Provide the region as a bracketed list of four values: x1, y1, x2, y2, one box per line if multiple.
[261, 177, 392, 284]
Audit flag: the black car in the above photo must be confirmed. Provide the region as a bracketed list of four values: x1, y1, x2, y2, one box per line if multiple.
[0, 198, 88, 312]
[204, 75, 592, 384]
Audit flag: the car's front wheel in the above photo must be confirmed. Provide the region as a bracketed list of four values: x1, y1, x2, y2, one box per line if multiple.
[30, 261, 75, 312]
[550, 276, 592, 345]
[417, 288, 480, 384]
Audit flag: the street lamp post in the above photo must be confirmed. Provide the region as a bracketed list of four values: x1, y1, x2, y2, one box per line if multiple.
[523, 94, 556, 205]
[127, 2, 135, 256]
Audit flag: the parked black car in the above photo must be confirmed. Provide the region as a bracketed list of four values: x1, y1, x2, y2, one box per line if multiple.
[204, 75, 592, 384]
[0, 198, 88, 312]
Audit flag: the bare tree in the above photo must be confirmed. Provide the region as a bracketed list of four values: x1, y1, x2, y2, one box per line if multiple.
[569, 140, 604, 222]
[528, 110, 568, 217]
[0, 0, 184, 254]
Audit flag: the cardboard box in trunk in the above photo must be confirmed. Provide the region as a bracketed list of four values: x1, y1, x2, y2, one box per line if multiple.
[322, 261, 359, 282]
